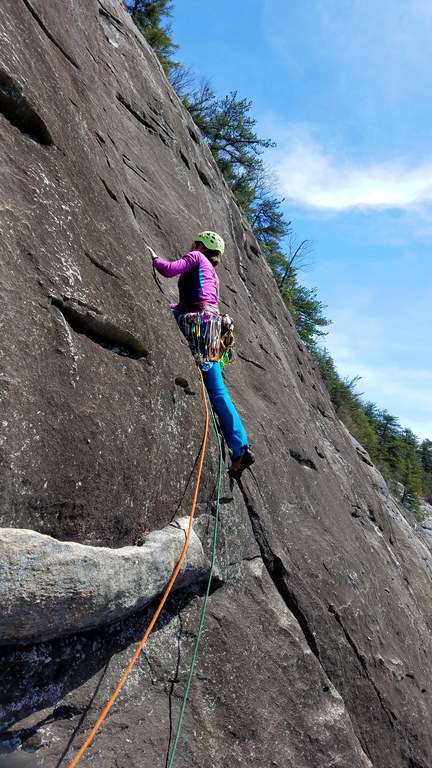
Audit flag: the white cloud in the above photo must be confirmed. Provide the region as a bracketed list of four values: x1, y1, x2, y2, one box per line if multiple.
[270, 130, 432, 212]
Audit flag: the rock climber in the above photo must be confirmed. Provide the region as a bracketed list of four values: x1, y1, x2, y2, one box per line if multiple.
[147, 231, 255, 479]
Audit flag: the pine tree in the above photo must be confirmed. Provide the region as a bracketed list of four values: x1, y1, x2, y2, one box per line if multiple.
[283, 281, 329, 348]
[399, 430, 423, 516]
[420, 439, 432, 473]
[274, 235, 314, 291]
[377, 412, 400, 444]
[250, 194, 291, 257]
[191, 90, 275, 210]
[419, 439, 432, 503]
[127, 1, 180, 76]
[182, 79, 217, 132]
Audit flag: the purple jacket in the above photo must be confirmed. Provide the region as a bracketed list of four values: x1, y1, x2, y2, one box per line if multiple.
[153, 250, 219, 311]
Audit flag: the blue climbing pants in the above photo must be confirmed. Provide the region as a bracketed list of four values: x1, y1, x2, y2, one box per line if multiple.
[200, 362, 248, 459]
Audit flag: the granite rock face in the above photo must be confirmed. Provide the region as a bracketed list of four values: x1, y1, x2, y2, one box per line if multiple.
[1, 1, 432, 767]
[420, 502, 432, 544]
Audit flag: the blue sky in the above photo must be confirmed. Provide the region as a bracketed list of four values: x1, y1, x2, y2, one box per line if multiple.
[171, 0, 432, 441]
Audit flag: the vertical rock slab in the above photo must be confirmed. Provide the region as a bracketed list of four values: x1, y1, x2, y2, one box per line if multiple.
[1, 1, 432, 767]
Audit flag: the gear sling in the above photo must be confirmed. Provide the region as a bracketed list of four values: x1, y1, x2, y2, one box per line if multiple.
[172, 307, 248, 459]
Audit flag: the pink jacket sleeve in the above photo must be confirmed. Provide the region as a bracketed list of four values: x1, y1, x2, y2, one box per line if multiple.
[153, 251, 201, 277]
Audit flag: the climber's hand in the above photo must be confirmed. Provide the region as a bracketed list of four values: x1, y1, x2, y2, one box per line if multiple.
[146, 245, 159, 261]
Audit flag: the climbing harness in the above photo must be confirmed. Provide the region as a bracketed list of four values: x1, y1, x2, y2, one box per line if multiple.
[66, 366, 211, 768]
[175, 308, 236, 369]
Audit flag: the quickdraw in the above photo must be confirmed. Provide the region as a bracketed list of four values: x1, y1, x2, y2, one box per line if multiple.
[176, 309, 236, 368]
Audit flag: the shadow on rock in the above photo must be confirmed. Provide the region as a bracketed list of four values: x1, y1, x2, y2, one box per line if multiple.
[0, 586, 207, 736]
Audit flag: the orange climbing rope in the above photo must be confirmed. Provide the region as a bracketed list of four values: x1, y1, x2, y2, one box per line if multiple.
[67, 366, 209, 768]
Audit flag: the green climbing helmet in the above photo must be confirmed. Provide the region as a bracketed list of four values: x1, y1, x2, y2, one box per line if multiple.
[195, 231, 225, 258]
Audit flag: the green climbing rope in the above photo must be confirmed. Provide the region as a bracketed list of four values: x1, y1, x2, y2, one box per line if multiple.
[166, 390, 223, 768]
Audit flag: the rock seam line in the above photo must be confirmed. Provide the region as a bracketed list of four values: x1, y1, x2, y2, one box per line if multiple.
[237, 476, 375, 765]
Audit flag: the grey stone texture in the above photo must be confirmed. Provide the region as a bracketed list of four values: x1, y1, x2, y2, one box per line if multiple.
[1, 0, 432, 766]
[0, 520, 208, 645]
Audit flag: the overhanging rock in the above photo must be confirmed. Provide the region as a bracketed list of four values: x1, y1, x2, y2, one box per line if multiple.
[0, 519, 208, 645]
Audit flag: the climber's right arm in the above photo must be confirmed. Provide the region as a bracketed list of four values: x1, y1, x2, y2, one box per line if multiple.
[149, 249, 201, 278]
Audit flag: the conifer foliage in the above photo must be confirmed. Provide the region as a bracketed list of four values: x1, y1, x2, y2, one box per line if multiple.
[127, 1, 180, 76]
[188, 89, 275, 210]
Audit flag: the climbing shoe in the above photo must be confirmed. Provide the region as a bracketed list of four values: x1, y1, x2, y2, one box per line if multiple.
[228, 446, 255, 480]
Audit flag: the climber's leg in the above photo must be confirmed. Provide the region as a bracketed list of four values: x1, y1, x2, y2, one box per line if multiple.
[200, 362, 248, 459]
